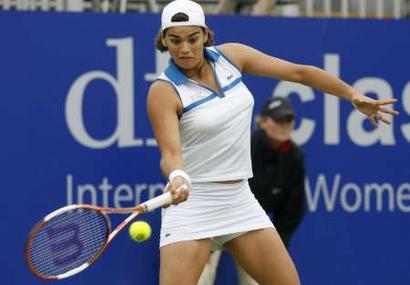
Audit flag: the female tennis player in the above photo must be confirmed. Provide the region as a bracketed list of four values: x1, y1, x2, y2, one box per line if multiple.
[147, 1, 398, 284]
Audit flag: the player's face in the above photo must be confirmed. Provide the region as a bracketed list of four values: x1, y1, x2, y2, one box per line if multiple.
[162, 26, 208, 70]
[262, 117, 295, 143]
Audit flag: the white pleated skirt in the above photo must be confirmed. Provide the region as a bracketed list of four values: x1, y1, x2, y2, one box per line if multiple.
[159, 180, 274, 248]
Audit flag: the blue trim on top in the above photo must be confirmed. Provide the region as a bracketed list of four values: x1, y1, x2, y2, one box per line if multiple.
[163, 47, 221, 86]
[222, 77, 242, 92]
[210, 61, 225, 98]
[204, 47, 220, 62]
[188, 78, 224, 98]
[182, 77, 243, 113]
[163, 47, 242, 114]
[164, 60, 186, 85]
[183, 93, 219, 113]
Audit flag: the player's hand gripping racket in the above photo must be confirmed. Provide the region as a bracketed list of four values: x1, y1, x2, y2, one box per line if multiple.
[25, 185, 185, 280]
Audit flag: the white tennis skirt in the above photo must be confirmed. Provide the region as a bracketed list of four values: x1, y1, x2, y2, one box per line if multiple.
[159, 180, 274, 248]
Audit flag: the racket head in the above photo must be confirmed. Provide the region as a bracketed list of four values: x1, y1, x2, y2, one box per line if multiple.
[25, 205, 111, 280]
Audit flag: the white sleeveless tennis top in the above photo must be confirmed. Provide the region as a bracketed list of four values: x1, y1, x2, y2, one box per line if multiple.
[157, 47, 254, 182]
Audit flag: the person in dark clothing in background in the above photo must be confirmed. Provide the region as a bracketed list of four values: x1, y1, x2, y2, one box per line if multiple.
[250, 96, 306, 247]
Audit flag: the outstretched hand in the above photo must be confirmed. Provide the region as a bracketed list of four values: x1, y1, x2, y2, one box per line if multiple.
[351, 93, 399, 128]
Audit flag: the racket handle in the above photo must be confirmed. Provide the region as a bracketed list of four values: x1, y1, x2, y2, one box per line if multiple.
[141, 185, 188, 212]
[141, 192, 172, 212]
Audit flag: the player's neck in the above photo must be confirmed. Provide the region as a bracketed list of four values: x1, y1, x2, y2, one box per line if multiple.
[185, 57, 208, 79]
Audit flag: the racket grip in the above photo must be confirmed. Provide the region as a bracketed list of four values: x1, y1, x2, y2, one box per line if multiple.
[141, 192, 172, 212]
[141, 185, 188, 212]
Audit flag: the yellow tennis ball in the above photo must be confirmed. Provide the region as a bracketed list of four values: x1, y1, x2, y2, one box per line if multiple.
[128, 221, 152, 242]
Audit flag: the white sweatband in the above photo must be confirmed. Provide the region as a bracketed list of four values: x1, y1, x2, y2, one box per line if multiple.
[169, 169, 191, 186]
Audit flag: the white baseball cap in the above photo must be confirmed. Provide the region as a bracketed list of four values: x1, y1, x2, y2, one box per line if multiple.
[161, 0, 206, 31]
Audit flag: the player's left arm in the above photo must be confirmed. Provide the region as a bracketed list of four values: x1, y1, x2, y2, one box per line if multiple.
[218, 43, 399, 127]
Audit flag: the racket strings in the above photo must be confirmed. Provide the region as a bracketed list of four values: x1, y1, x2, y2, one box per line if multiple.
[29, 209, 108, 277]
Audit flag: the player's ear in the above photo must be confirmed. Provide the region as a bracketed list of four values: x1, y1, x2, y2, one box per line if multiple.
[202, 28, 208, 44]
[161, 32, 167, 48]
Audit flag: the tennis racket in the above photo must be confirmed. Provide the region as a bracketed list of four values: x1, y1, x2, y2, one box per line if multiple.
[25, 186, 184, 280]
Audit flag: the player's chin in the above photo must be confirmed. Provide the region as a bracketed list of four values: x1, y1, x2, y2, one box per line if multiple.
[176, 59, 196, 69]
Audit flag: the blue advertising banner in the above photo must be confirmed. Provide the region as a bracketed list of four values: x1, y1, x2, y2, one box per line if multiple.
[0, 11, 409, 285]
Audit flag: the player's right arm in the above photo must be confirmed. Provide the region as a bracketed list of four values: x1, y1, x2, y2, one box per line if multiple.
[147, 81, 190, 205]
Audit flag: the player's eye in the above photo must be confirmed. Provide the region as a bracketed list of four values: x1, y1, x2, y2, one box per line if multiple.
[188, 37, 199, 44]
[170, 39, 181, 45]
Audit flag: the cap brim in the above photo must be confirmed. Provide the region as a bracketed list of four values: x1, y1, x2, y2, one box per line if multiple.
[270, 110, 295, 121]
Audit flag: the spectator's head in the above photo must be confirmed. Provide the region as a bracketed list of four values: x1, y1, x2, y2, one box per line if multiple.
[156, 0, 214, 56]
[256, 97, 296, 143]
